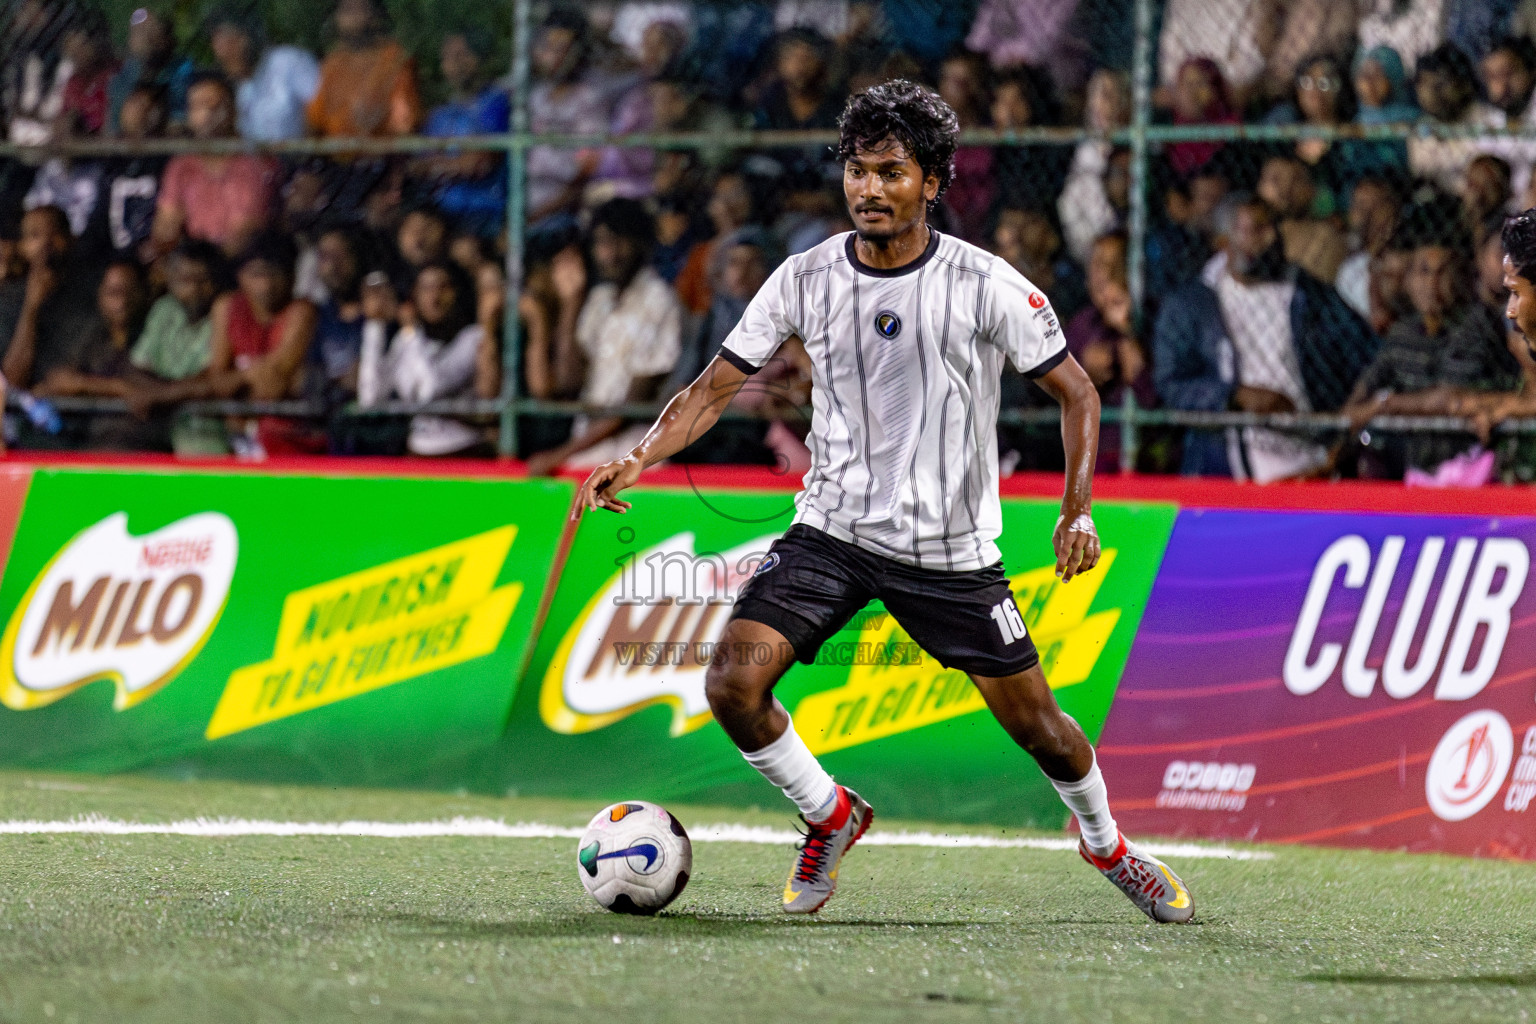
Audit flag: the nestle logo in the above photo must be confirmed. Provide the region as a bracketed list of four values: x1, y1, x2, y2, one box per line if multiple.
[140, 536, 214, 570]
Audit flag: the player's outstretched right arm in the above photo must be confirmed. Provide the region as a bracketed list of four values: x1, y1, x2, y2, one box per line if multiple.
[576, 355, 752, 514]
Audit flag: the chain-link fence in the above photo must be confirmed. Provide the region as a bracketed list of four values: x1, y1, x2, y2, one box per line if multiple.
[4, 0, 1536, 482]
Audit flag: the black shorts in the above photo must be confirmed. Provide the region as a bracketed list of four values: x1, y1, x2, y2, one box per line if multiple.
[730, 524, 1041, 677]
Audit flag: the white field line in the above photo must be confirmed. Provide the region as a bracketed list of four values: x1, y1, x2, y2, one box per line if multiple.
[0, 815, 1272, 860]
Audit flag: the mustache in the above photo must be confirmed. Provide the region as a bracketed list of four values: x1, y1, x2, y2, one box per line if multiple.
[855, 203, 892, 213]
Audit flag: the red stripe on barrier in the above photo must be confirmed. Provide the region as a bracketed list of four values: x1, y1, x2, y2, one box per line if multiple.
[1102, 666, 1536, 755]
[1110, 754, 1429, 811]
[7, 452, 1536, 515]
[1114, 676, 1283, 701]
[1276, 806, 1434, 845]
[0, 465, 33, 578]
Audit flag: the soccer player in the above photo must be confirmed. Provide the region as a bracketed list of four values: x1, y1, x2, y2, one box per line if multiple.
[576, 80, 1194, 923]
[1504, 209, 1536, 356]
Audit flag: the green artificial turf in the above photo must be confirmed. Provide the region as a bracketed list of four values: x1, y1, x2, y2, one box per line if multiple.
[0, 771, 1531, 1024]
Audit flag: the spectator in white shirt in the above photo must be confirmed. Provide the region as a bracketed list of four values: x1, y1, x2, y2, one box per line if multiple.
[525, 197, 682, 475]
[1335, 172, 1406, 322]
[1059, 70, 1131, 264]
[207, 6, 320, 142]
[358, 260, 500, 457]
[1409, 43, 1483, 192]
[1472, 36, 1536, 197]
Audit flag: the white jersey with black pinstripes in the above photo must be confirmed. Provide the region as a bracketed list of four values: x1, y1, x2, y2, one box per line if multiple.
[718, 229, 1067, 571]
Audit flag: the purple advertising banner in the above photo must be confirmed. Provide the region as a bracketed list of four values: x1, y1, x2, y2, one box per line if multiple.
[1096, 509, 1536, 860]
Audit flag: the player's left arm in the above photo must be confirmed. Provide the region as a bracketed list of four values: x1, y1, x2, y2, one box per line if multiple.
[1034, 354, 1102, 583]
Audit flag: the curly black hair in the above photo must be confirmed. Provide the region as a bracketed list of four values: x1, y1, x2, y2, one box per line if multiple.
[1503, 208, 1536, 284]
[836, 79, 960, 212]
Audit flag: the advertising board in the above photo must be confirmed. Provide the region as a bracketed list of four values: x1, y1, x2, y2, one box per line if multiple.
[495, 488, 1174, 825]
[0, 467, 570, 784]
[1097, 510, 1536, 859]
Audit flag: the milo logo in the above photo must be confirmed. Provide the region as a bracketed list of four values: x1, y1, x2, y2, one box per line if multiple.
[0, 512, 238, 710]
[539, 532, 777, 736]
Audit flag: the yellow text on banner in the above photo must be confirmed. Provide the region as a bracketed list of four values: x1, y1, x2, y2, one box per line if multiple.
[796, 551, 1120, 755]
[206, 526, 521, 739]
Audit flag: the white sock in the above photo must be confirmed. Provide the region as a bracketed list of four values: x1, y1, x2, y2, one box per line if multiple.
[1051, 755, 1120, 857]
[742, 725, 838, 820]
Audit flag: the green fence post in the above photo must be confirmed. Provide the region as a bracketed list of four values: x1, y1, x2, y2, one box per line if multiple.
[499, 0, 534, 458]
[1122, 0, 1155, 475]
[1120, 389, 1139, 475]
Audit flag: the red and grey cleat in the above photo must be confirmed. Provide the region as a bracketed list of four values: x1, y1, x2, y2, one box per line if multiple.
[1079, 832, 1195, 923]
[781, 785, 874, 914]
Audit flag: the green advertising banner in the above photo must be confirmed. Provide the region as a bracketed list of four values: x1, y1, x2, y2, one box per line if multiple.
[0, 467, 572, 785]
[494, 487, 1176, 826]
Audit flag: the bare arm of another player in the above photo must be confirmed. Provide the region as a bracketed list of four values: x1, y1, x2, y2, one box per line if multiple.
[1034, 353, 1102, 583]
[575, 355, 752, 514]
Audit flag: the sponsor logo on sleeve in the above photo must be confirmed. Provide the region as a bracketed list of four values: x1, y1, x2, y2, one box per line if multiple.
[0, 512, 238, 711]
[1030, 299, 1060, 340]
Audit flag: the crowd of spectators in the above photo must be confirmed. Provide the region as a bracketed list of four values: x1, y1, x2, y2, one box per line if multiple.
[3, 0, 1536, 484]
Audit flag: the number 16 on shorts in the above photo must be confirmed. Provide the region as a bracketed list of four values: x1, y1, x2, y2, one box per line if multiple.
[991, 599, 1028, 644]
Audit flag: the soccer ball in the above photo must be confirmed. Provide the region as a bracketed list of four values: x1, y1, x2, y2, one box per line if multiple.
[577, 801, 692, 915]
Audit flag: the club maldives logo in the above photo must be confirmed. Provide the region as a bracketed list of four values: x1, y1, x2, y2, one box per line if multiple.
[1425, 709, 1515, 822]
[540, 532, 777, 737]
[0, 512, 238, 711]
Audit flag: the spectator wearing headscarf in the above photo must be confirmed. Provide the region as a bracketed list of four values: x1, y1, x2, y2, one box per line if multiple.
[1358, 0, 1448, 77]
[1166, 58, 1239, 179]
[1267, 53, 1405, 212]
[1354, 45, 1420, 125]
[1157, 0, 1265, 108]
